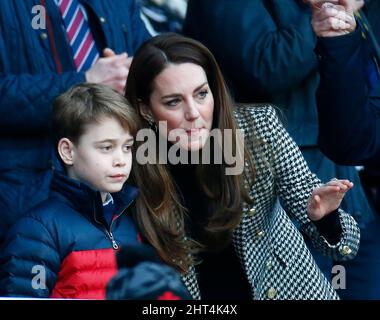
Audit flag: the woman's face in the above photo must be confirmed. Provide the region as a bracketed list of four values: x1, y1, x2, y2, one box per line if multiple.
[146, 62, 214, 151]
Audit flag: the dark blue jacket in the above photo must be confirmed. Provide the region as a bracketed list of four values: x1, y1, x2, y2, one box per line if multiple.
[316, 26, 380, 216]
[366, 0, 380, 41]
[317, 29, 380, 168]
[0, 0, 150, 243]
[184, 0, 319, 147]
[0, 170, 140, 298]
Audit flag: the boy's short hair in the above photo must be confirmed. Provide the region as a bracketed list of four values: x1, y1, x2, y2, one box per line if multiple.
[53, 83, 140, 145]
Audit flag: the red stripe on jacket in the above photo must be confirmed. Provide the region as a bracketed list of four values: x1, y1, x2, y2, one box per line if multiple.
[50, 248, 117, 299]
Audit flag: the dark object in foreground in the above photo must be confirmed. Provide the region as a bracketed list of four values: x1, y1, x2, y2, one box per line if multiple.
[106, 244, 192, 300]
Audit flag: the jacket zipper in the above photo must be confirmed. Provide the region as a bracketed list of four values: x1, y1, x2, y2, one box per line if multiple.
[93, 198, 135, 250]
[106, 230, 119, 250]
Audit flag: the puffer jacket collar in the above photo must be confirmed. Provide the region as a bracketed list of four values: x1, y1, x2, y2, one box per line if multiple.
[50, 169, 139, 225]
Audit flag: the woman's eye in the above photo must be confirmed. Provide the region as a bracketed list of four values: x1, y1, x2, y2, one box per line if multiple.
[165, 99, 180, 107]
[197, 90, 208, 99]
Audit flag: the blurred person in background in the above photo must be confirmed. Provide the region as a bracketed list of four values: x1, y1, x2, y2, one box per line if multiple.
[139, 0, 188, 34]
[307, 0, 380, 299]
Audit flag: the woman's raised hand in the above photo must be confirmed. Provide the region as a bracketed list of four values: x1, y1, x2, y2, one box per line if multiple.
[307, 179, 353, 221]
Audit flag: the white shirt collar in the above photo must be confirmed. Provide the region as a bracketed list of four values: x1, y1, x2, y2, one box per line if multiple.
[103, 193, 114, 206]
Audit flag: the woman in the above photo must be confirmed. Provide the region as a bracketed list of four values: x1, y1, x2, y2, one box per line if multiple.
[125, 34, 360, 300]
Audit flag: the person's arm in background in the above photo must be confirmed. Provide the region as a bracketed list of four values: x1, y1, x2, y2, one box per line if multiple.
[184, 0, 318, 99]
[129, 0, 152, 49]
[0, 72, 84, 134]
[0, 51, 133, 134]
[317, 31, 380, 166]
[0, 0, 150, 135]
[0, 214, 60, 298]
[308, 1, 380, 166]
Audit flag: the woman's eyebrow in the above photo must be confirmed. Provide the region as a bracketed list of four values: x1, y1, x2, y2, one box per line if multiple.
[161, 82, 208, 99]
[193, 82, 208, 92]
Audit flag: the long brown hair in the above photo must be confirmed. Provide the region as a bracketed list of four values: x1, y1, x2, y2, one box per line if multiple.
[126, 34, 254, 273]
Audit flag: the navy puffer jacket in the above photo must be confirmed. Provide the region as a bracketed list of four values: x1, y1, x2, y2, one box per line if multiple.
[0, 170, 140, 299]
[0, 0, 150, 244]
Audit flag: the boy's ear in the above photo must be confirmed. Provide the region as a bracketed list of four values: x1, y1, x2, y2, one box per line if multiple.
[57, 138, 75, 166]
[139, 102, 155, 123]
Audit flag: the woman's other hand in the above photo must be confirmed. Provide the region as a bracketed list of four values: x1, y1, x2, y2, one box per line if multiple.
[307, 179, 353, 221]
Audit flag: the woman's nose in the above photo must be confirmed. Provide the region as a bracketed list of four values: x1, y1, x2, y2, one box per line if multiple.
[184, 100, 200, 121]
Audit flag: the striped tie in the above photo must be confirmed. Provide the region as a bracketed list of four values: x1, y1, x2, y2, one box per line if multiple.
[58, 0, 99, 71]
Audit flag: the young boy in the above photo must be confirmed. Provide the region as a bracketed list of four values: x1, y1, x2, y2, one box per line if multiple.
[0, 83, 142, 299]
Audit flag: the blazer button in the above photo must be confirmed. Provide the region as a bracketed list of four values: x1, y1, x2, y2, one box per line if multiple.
[340, 245, 352, 256]
[256, 230, 265, 239]
[40, 32, 48, 40]
[266, 287, 277, 299]
[99, 17, 106, 23]
[248, 207, 256, 217]
[266, 260, 273, 270]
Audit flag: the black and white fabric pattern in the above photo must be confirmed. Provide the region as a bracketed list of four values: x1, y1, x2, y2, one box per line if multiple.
[181, 105, 360, 300]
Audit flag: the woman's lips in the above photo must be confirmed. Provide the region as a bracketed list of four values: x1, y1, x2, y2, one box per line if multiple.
[185, 128, 202, 135]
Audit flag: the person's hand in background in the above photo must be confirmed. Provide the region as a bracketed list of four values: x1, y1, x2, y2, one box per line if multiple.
[85, 48, 132, 94]
[311, 2, 357, 37]
[304, 1, 359, 37]
[305, 0, 364, 12]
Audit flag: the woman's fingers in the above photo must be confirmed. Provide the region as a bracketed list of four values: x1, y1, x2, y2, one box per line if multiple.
[340, 179, 354, 189]
[325, 181, 347, 190]
[308, 194, 321, 211]
[314, 185, 341, 196]
[325, 179, 353, 192]
[313, 181, 352, 203]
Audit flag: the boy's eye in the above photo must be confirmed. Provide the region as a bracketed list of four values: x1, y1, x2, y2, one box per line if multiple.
[123, 144, 132, 152]
[100, 145, 112, 151]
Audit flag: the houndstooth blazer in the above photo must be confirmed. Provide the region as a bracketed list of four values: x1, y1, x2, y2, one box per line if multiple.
[180, 105, 360, 300]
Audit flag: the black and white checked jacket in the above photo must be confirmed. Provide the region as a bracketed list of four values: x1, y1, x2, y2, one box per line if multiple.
[180, 105, 360, 300]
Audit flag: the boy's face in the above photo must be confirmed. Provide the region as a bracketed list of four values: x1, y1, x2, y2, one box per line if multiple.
[67, 117, 134, 200]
